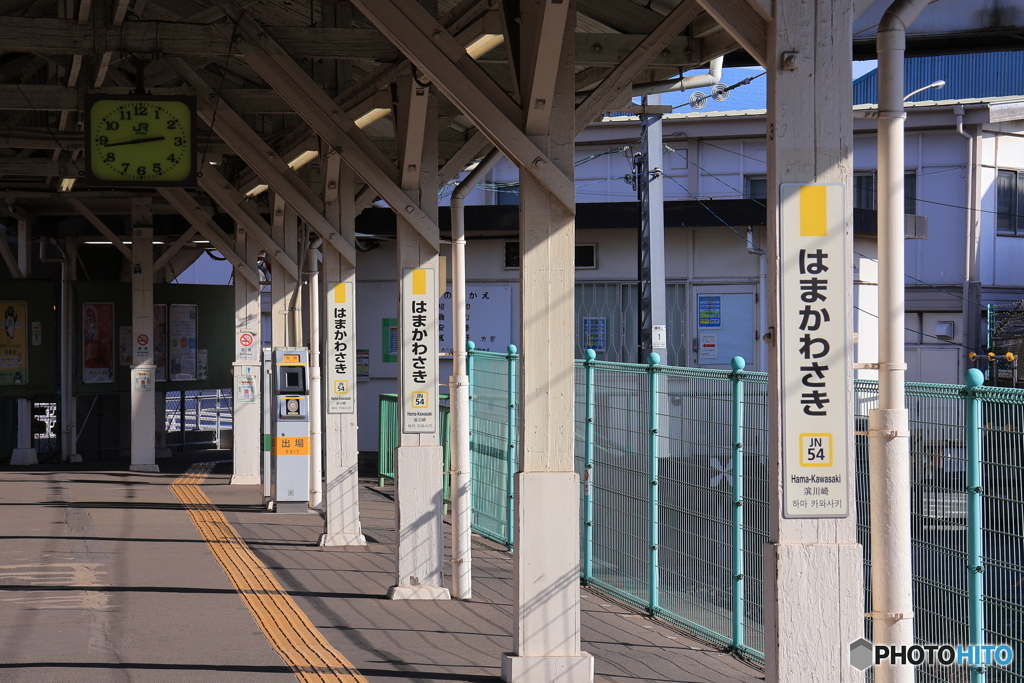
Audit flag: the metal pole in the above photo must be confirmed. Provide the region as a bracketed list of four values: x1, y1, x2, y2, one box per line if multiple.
[965, 368, 986, 683]
[308, 239, 323, 509]
[449, 148, 501, 599]
[872, 4, 931, 679]
[583, 348, 596, 584]
[730, 355, 745, 650]
[647, 352, 660, 613]
[636, 96, 666, 363]
[506, 344, 517, 551]
[215, 389, 221, 448]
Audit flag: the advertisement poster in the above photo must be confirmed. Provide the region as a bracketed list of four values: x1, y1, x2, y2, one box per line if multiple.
[583, 317, 607, 352]
[0, 301, 28, 385]
[437, 284, 513, 354]
[169, 304, 197, 381]
[153, 304, 167, 382]
[119, 326, 133, 366]
[82, 302, 114, 384]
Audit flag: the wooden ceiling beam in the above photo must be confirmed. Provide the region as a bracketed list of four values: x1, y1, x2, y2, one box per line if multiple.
[693, 0, 767, 67]
[156, 187, 261, 286]
[166, 57, 356, 267]
[196, 164, 300, 280]
[351, 0, 575, 210]
[0, 17, 399, 60]
[575, 0, 702, 136]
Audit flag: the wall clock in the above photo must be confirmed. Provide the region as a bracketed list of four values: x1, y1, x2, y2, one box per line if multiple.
[84, 95, 197, 187]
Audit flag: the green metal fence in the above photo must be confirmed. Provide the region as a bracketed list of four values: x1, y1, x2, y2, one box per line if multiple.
[377, 394, 452, 510]
[467, 349, 1024, 673]
[378, 350, 1024, 674]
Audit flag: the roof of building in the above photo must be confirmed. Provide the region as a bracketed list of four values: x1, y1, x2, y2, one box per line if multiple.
[854, 51, 1024, 104]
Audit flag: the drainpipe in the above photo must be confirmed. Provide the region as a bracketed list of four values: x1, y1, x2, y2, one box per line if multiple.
[449, 147, 502, 600]
[308, 234, 323, 510]
[631, 56, 723, 97]
[955, 105, 979, 364]
[871, 2, 932, 682]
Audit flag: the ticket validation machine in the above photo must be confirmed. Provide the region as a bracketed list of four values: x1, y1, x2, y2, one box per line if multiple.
[271, 348, 311, 512]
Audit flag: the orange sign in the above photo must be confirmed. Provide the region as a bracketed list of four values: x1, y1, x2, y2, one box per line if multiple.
[282, 354, 300, 364]
[272, 436, 310, 456]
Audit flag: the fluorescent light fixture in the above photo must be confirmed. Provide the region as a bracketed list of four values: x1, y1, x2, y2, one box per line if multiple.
[354, 108, 390, 128]
[465, 34, 503, 59]
[59, 178, 76, 192]
[245, 184, 269, 197]
[287, 149, 319, 170]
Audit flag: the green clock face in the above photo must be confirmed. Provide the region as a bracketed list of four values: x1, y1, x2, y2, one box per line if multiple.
[85, 96, 196, 187]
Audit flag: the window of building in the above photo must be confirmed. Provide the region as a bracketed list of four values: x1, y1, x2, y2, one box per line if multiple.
[504, 242, 597, 269]
[854, 172, 918, 214]
[496, 185, 519, 205]
[744, 175, 767, 201]
[997, 170, 1024, 236]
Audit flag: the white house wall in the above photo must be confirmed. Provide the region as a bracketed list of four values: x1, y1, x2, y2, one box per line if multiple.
[987, 132, 1024, 288]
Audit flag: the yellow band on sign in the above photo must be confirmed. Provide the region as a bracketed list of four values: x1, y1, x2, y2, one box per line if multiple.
[799, 185, 828, 236]
[411, 268, 427, 296]
[272, 437, 310, 456]
[333, 282, 347, 304]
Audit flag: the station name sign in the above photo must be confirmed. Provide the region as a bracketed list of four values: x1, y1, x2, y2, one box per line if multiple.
[780, 184, 850, 518]
[401, 268, 436, 433]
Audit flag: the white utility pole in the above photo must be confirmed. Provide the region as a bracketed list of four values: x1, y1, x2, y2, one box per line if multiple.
[871, 1, 932, 681]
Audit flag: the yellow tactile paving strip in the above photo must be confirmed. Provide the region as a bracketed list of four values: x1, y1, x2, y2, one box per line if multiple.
[170, 463, 369, 683]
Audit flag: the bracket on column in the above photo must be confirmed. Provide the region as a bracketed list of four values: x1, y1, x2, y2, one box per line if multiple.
[156, 188, 261, 287]
[67, 198, 131, 259]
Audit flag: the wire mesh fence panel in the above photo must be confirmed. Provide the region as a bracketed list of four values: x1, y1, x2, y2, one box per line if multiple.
[978, 387, 1024, 683]
[470, 351, 515, 546]
[656, 366, 737, 646]
[587, 361, 651, 608]
[460, 347, 1024, 673]
[377, 395, 398, 483]
[741, 374, 770, 657]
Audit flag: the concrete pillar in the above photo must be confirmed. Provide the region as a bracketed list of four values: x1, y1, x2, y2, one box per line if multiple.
[129, 199, 157, 472]
[388, 93, 449, 601]
[319, 157, 366, 546]
[10, 218, 38, 466]
[501, 8, 593, 682]
[61, 237, 81, 463]
[152, 268, 171, 460]
[763, 0, 863, 680]
[231, 225, 263, 485]
[270, 194, 299, 349]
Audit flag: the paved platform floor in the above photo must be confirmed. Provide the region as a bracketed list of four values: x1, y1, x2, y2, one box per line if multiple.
[0, 456, 765, 683]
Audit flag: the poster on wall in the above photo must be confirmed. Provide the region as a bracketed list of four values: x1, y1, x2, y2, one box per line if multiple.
[153, 304, 167, 382]
[437, 284, 513, 354]
[0, 301, 28, 385]
[118, 326, 133, 366]
[82, 302, 114, 384]
[169, 303, 198, 381]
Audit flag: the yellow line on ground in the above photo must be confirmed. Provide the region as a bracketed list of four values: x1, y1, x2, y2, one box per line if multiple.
[170, 463, 369, 683]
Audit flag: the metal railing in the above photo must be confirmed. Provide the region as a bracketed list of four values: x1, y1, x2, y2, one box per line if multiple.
[164, 389, 232, 448]
[377, 349, 1024, 675]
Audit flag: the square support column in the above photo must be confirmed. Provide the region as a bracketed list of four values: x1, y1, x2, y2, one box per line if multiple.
[129, 199, 157, 473]
[320, 156, 365, 546]
[502, 7, 592, 681]
[11, 217, 37, 466]
[388, 94, 449, 601]
[231, 225, 263, 485]
[270, 195, 300, 349]
[763, 1, 864, 680]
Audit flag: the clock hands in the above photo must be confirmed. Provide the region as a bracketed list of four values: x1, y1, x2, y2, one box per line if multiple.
[104, 136, 166, 147]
